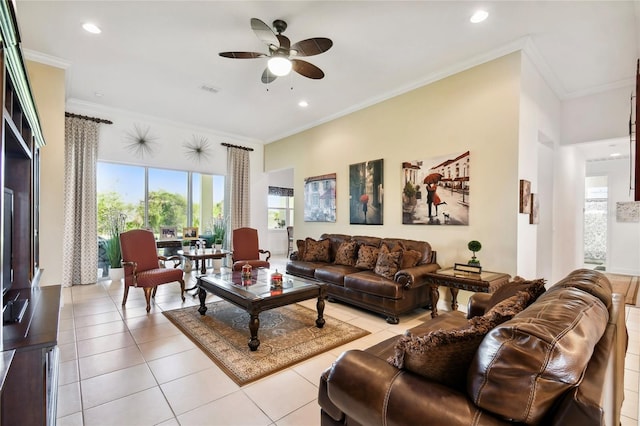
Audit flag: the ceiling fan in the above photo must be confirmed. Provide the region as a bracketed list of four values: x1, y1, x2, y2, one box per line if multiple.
[219, 18, 333, 84]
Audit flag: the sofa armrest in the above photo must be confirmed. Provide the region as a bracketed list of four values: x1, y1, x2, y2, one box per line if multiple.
[322, 350, 508, 426]
[395, 262, 441, 288]
[467, 293, 491, 318]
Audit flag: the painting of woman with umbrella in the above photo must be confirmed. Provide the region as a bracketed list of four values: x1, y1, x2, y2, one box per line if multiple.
[424, 173, 444, 218]
[402, 151, 470, 225]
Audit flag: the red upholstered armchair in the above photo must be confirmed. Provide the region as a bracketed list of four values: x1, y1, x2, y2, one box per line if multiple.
[231, 227, 271, 271]
[119, 229, 185, 312]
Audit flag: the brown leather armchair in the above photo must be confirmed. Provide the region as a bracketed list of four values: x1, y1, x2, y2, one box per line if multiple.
[119, 229, 185, 312]
[231, 227, 271, 271]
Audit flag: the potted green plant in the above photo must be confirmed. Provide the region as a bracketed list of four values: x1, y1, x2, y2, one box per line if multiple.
[213, 216, 226, 249]
[106, 211, 126, 280]
[468, 240, 482, 265]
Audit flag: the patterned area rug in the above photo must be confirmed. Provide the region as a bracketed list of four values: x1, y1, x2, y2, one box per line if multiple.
[605, 273, 640, 305]
[163, 301, 369, 385]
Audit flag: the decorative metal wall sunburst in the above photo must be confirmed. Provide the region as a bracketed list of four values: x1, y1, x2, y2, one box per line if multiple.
[124, 124, 157, 158]
[183, 135, 212, 162]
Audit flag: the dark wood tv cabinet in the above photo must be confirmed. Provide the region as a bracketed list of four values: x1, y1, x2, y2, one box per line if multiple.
[2, 285, 61, 426]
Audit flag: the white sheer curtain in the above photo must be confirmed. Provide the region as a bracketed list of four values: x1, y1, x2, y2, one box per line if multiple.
[224, 146, 250, 252]
[61, 116, 100, 286]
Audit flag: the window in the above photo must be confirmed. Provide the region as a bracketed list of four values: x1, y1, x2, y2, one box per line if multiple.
[268, 186, 294, 229]
[97, 162, 224, 239]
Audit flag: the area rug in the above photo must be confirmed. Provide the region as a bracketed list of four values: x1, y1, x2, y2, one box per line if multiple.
[605, 273, 640, 305]
[163, 301, 370, 385]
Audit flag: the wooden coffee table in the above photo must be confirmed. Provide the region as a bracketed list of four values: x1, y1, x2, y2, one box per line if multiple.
[197, 269, 326, 351]
[425, 268, 510, 317]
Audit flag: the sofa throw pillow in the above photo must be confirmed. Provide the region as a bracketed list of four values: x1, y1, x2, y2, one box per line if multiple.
[387, 313, 497, 390]
[355, 245, 380, 270]
[486, 277, 546, 312]
[295, 239, 306, 260]
[334, 240, 358, 267]
[400, 249, 422, 269]
[302, 238, 331, 262]
[387, 292, 528, 391]
[374, 244, 402, 279]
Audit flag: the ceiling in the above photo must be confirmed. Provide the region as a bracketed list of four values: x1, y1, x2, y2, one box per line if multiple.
[13, 1, 640, 146]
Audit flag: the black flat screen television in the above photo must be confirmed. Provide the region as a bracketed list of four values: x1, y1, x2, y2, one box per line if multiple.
[3, 187, 13, 297]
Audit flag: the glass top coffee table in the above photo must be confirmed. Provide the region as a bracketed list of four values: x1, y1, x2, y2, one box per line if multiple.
[196, 269, 326, 351]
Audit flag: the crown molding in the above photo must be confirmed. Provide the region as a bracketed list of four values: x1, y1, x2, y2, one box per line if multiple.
[23, 48, 70, 69]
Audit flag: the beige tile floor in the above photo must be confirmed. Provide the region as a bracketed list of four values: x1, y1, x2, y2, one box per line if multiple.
[56, 258, 640, 426]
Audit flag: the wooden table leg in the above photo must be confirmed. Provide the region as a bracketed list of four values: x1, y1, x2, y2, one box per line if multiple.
[198, 287, 207, 315]
[316, 296, 325, 328]
[430, 285, 440, 318]
[200, 259, 207, 275]
[449, 287, 459, 311]
[248, 312, 260, 351]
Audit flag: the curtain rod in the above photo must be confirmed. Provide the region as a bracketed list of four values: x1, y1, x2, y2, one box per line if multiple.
[65, 112, 113, 125]
[221, 142, 254, 152]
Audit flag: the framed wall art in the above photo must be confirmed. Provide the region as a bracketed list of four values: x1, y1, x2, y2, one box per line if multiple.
[350, 159, 383, 225]
[402, 151, 470, 225]
[304, 173, 336, 222]
[529, 193, 539, 224]
[519, 179, 531, 214]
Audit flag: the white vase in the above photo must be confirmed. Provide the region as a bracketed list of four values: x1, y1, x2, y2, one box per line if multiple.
[109, 267, 124, 282]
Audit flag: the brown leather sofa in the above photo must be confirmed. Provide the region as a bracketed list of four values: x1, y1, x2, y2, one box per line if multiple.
[286, 234, 439, 324]
[319, 269, 627, 425]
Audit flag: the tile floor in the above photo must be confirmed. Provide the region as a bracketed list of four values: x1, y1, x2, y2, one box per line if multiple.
[55, 257, 640, 426]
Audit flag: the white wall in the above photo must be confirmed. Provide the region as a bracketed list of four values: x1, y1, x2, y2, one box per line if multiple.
[587, 157, 640, 275]
[66, 100, 270, 246]
[561, 85, 634, 145]
[517, 52, 562, 279]
[552, 144, 586, 281]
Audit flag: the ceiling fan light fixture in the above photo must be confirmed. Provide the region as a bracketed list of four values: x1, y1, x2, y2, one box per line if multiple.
[268, 56, 292, 76]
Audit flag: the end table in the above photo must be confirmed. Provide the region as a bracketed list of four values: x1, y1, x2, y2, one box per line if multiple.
[425, 268, 510, 317]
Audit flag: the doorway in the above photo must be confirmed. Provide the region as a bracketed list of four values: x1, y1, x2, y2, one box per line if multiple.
[583, 175, 608, 270]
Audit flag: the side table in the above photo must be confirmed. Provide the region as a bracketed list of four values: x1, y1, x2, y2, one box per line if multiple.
[425, 268, 510, 317]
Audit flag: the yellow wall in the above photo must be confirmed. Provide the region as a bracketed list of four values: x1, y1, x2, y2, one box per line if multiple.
[25, 60, 65, 286]
[266, 53, 522, 276]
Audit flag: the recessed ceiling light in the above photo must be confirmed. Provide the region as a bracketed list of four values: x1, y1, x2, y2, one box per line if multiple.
[470, 10, 489, 24]
[298, 100, 309, 108]
[610, 152, 621, 157]
[94, 92, 104, 97]
[82, 23, 102, 34]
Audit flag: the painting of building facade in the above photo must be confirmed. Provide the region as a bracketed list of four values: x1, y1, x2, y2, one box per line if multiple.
[402, 151, 470, 225]
[304, 173, 336, 222]
[350, 159, 383, 224]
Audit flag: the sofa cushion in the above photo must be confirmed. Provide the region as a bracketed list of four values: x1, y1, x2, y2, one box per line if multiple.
[334, 240, 358, 267]
[486, 276, 546, 311]
[387, 291, 529, 390]
[315, 264, 359, 286]
[344, 271, 402, 299]
[303, 238, 331, 262]
[467, 286, 609, 424]
[374, 244, 403, 279]
[355, 245, 379, 270]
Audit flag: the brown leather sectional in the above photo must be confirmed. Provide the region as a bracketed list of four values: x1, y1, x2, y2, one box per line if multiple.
[318, 269, 627, 425]
[286, 233, 440, 324]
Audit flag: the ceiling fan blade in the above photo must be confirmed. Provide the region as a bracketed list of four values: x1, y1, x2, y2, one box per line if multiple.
[276, 34, 290, 49]
[261, 67, 278, 84]
[251, 18, 279, 48]
[290, 38, 333, 56]
[291, 59, 325, 79]
[219, 51, 267, 59]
